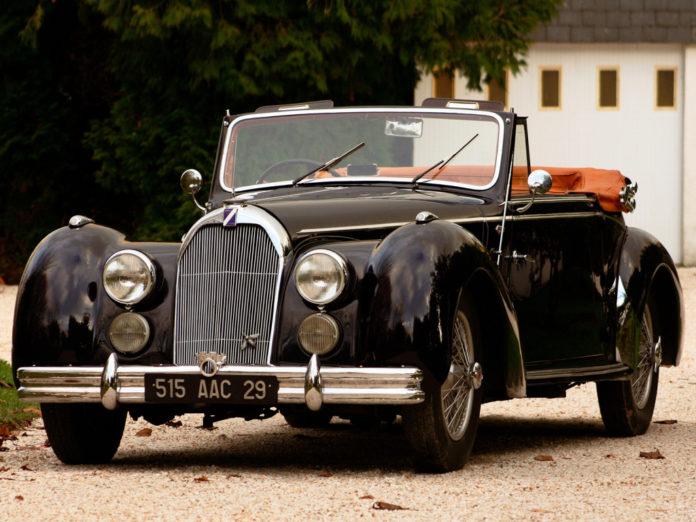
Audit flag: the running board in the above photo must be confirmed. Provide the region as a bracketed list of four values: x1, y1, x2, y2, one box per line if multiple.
[525, 363, 632, 385]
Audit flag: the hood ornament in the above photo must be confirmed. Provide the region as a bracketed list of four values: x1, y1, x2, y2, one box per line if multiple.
[196, 351, 227, 377]
[241, 333, 260, 351]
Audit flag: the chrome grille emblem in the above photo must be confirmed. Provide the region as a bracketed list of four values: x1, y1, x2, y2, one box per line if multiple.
[241, 333, 260, 351]
[196, 352, 227, 377]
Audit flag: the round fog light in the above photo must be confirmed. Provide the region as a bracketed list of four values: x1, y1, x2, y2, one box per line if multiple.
[109, 313, 150, 354]
[298, 313, 340, 355]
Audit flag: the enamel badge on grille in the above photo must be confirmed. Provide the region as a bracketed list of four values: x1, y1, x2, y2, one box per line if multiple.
[223, 206, 239, 227]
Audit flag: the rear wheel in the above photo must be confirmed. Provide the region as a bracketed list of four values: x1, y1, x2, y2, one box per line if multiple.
[42, 403, 127, 464]
[597, 303, 660, 436]
[402, 295, 483, 472]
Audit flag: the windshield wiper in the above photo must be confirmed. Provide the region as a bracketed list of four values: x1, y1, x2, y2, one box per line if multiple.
[411, 133, 479, 185]
[292, 142, 366, 186]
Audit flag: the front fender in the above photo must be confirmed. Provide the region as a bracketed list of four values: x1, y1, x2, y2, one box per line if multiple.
[363, 220, 524, 398]
[12, 223, 179, 384]
[619, 227, 683, 366]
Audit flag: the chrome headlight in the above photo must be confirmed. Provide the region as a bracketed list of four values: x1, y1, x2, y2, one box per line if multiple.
[294, 249, 348, 305]
[103, 250, 156, 306]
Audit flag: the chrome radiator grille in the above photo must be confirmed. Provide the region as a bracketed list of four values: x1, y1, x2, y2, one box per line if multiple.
[174, 223, 281, 366]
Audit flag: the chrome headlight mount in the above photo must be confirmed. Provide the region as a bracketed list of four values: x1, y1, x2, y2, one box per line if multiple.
[294, 249, 349, 306]
[103, 249, 156, 307]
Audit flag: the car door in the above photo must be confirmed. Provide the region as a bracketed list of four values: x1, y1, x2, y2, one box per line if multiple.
[501, 121, 624, 369]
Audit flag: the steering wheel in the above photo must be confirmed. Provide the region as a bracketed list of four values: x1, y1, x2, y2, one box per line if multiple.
[256, 159, 340, 184]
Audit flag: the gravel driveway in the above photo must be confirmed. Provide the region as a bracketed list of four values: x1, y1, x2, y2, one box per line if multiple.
[1, 269, 695, 520]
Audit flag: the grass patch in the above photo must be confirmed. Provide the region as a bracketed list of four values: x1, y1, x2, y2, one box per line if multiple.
[0, 359, 40, 433]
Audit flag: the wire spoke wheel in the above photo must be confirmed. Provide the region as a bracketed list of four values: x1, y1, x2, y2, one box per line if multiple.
[597, 300, 660, 436]
[441, 311, 476, 440]
[402, 292, 483, 472]
[631, 307, 655, 409]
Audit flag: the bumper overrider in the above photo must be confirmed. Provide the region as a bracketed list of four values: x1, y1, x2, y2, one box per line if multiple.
[17, 354, 425, 411]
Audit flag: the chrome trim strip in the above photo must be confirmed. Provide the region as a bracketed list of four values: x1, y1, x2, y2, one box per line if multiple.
[509, 195, 596, 205]
[511, 211, 601, 222]
[299, 221, 410, 234]
[296, 212, 601, 235]
[17, 364, 425, 406]
[219, 107, 506, 193]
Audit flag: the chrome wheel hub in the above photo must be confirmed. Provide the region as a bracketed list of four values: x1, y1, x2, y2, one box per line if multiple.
[652, 336, 663, 374]
[441, 311, 482, 441]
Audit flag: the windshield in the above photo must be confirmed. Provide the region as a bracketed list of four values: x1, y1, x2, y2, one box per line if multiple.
[221, 110, 502, 191]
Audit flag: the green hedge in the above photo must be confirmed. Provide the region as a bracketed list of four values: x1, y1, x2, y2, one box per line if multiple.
[0, 0, 559, 283]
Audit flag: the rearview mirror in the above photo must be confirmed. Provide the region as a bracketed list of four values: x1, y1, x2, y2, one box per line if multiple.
[385, 118, 423, 138]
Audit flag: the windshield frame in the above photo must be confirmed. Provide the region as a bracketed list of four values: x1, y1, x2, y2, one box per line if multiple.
[218, 107, 506, 193]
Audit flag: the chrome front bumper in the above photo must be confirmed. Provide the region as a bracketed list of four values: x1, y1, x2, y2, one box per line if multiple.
[17, 354, 425, 411]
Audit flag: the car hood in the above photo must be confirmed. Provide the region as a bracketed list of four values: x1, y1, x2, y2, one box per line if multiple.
[234, 185, 488, 239]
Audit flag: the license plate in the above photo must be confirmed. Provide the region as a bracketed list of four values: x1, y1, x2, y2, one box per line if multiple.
[144, 374, 278, 404]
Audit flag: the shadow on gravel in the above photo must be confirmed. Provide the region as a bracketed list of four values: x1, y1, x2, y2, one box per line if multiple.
[473, 415, 607, 458]
[114, 421, 414, 472]
[106, 413, 615, 473]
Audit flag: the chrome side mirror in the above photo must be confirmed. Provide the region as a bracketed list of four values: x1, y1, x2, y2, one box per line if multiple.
[180, 169, 202, 195]
[180, 169, 206, 213]
[517, 169, 552, 213]
[528, 169, 552, 195]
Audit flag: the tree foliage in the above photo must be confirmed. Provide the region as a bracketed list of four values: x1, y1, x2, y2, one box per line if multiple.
[1, 0, 559, 281]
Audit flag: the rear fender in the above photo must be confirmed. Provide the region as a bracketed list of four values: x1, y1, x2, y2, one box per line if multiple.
[619, 227, 683, 367]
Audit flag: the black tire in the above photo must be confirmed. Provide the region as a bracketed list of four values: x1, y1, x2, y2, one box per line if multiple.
[402, 293, 483, 473]
[42, 403, 127, 464]
[597, 302, 659, 436]
[280, 406, 333, 428]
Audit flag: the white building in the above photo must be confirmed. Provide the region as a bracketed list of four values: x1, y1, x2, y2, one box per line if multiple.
[414, 2, 696, 265]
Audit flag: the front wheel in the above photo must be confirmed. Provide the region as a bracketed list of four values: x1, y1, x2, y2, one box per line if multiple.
[597, 302, 660, 436]
[42, 403, 127, 464]
[402, 296, 483, 472]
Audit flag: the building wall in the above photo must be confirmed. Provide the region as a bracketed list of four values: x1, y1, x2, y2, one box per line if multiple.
[683, 44, 696, 265]
[415, 43, 685, 263]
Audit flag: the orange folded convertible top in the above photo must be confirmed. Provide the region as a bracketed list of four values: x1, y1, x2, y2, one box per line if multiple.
[512, 166, 631, 213]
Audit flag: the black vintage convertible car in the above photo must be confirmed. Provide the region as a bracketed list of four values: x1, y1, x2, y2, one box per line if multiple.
[13, 99, 683, 472]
